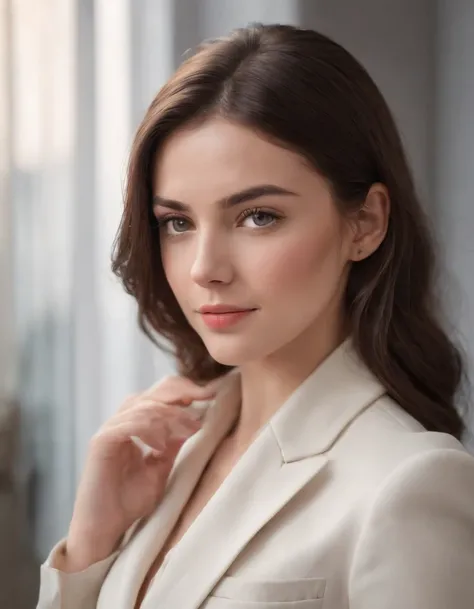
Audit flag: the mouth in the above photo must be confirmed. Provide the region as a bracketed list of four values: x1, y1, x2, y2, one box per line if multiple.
[199, 304, 257, 314]
[197, 305, 258, 330]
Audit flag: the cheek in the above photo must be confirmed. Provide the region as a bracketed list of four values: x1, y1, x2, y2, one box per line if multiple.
[255, 226, 346, 298]
[160, 243, 189, 301]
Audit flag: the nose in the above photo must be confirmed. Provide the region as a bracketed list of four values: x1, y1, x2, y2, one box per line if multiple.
[190, 231, 234, 287]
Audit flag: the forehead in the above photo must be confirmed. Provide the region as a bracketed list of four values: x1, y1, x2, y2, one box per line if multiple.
[152, 118, 312, 201]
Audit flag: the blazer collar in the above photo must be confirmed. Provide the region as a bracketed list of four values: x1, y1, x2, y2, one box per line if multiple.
[211, 337, 386, 462]
[270, 338, 386, 462]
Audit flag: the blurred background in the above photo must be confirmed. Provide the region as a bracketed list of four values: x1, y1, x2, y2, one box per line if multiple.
[0, 0, 473, 606]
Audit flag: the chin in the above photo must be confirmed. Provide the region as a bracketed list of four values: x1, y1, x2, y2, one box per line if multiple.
[205, 346, 251, 367]
[203, 335, 275, 367]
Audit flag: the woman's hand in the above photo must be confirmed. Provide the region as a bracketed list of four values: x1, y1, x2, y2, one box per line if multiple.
[62, 376, 220, 572]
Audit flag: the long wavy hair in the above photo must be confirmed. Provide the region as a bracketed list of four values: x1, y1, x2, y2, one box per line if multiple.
[112, 23, 467, 439]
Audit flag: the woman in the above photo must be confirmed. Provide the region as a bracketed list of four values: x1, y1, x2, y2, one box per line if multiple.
[37, 23, 474, 609]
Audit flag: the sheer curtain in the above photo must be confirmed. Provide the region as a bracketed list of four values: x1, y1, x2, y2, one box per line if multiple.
[6, 0, 177, 559]
[2, 0, 473, 561]
[8, 0, 77, 558]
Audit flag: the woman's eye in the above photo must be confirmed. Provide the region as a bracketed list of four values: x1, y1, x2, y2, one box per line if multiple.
[241, 211, 277, 228]
[160, 217, 191, 234]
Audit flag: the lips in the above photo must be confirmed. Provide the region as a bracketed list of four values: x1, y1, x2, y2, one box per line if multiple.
[198, 305, 256, 315]
[198, 305, 257, 330]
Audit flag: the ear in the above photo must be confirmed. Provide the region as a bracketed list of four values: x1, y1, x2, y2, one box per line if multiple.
[348, 183, 390, 261]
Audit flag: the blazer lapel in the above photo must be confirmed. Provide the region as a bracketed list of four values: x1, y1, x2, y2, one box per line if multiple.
[143, 422, 328, 609]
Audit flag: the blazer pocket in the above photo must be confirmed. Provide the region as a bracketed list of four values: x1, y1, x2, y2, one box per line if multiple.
[209, 575, 326, 606]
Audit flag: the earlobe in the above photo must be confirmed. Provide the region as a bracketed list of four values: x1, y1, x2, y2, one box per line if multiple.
[352, 247, 366, 261]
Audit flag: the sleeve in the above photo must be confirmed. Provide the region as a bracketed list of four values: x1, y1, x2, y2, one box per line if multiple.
[348, 447, 474, 609]
[36, 539, 120, 609]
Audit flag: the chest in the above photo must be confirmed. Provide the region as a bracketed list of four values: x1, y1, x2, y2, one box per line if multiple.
[168, 429, 249, 549]
[166, 450, 234, 550]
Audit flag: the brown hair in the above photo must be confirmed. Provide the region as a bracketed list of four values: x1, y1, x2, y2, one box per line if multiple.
[112, 23, 467, 439]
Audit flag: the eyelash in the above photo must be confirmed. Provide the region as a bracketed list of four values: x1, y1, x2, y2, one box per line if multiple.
[238, 207, 281, 226]
[156, 215, 190, 233]
[156, 207, 282, 234]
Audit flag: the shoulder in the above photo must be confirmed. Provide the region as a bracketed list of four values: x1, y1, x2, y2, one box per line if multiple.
[330, 396, 474, 498]
[332, 393, 470, 480]
[341, 399, 474, 608]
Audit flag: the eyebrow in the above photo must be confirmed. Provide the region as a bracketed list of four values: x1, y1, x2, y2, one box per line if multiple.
[152, 184, 297, 212]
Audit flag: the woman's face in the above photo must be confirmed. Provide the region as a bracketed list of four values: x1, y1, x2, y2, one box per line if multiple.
[152, 118, 379, 367]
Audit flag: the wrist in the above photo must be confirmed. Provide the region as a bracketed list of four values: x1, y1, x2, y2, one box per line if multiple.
[62, 528, 122, 572]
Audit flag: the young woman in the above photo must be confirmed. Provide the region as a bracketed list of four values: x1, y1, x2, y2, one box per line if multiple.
[37, 24, 474, 609]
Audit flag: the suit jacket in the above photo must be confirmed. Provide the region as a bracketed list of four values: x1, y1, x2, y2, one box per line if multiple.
[37, 339, 474, 609]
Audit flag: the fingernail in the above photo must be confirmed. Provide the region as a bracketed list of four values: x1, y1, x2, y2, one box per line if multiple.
[191, 400, 213, 409]
[149, 448, 163, 459]
[130, 436, 155, 457]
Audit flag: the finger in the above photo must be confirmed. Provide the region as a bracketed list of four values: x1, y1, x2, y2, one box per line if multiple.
[141, 440, 185, 482]
[117, 386, 214, 415]
[102, 400, 202, 431]
[115, 377, 201, 414]
[116, 393, 141, 414]
[116, 376, 222, 417]
[129, 432, 193, 463]
[143, 375, 220, 403]
[102, 415, 202, 452]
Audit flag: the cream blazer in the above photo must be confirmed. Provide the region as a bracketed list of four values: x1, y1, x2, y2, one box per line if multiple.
[37, 340, 474, 609]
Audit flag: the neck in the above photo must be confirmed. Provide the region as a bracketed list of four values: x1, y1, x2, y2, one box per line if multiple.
[228, 318, 349, 450]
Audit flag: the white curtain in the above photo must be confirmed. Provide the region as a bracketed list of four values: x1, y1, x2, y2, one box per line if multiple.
[8, 0, 78, 557]
[1, 0, 472, 560]
[5, 0, 177, 559]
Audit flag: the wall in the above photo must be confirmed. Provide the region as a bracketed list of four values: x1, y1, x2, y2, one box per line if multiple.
[299, 0, 436, 205]
[435, 0, 474, 444]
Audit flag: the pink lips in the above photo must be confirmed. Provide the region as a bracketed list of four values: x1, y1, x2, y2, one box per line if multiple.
[198, 305, 257, 330]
